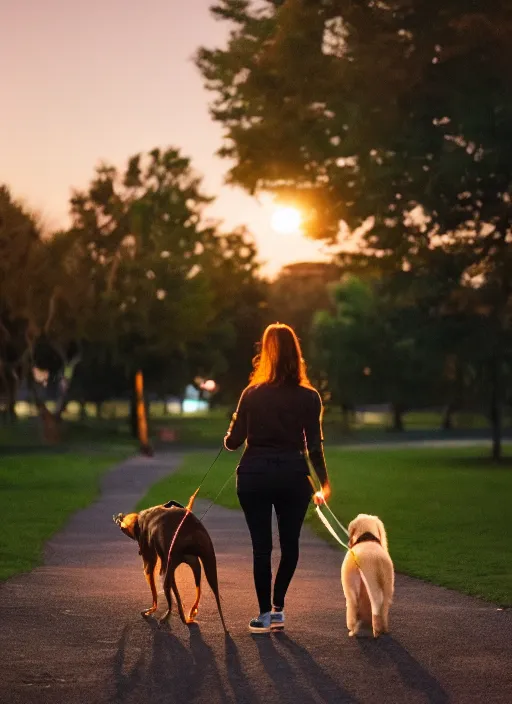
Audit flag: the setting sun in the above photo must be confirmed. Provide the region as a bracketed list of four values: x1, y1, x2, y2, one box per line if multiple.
[270, 206, 303, 235]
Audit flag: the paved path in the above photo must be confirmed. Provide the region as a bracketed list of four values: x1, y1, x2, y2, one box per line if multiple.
[1, 453, 511, 704]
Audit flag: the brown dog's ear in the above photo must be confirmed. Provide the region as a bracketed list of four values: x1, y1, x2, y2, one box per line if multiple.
[115, 512, 140, 541]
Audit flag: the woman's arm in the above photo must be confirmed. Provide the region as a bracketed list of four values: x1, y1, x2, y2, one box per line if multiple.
[304, 391, 330, 498]
[224, 390, 249, 450]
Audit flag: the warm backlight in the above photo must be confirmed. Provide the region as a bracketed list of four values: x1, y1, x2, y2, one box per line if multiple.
[270, 206, 303, 235]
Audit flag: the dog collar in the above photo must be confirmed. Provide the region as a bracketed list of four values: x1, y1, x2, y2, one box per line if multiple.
[351, 531, 381, 548]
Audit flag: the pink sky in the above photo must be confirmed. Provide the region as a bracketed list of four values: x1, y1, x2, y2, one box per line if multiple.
[2, 0, 335, 275]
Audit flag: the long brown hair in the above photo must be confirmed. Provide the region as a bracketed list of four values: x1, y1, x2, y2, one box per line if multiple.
[248, 323, 313, 388]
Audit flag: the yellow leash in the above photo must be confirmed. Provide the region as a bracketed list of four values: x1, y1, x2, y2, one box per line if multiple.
[307, 475, 362, 570]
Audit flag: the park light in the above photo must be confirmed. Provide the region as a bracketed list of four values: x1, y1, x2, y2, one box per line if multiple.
[270, 206, 303, 235]
[32, 367, 49, 386]
[201, 379, 217, 393]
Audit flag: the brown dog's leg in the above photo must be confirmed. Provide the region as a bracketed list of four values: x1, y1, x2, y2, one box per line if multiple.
[170, 569, 189, 625]
[159, 557, 181, 623]
[142, 559, 159, 617]
[198, 540, 228, 632]
[183, 555, 201, 623]
[159, 558, 188, 625]
[159, 559, 174, 624]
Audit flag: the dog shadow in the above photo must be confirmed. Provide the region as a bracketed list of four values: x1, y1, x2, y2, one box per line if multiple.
[255, 632, 359, 704]
[357, 635, 450, 704]
[112, 619, 230, 704]
[112, 625, 146, 701]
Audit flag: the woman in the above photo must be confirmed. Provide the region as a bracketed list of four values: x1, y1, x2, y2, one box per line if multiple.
[224, 323, 331, 633]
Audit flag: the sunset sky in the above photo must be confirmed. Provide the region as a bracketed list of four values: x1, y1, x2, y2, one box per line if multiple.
[2, 0, 336, 275]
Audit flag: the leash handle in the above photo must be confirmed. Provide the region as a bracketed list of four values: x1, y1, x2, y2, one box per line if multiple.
[308, 473, 350, 537]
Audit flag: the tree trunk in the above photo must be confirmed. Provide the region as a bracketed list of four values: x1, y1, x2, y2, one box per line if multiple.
[6, 377, 17, 423]
[490, 359, 502, 462]
[28, 370, 62, 444]
[79, 401, 88, 421]
[340, 404, 351, 433]
[39, 405, 62, 444]
[134, 370, 153, 456]
[391, 403, 404, 432]
[441, 403, 455, 431]
[95, 401, 103, 420]
[129, 393, 138, 438]
[162, 399, 168, 416]
[8, 400, 17, 423]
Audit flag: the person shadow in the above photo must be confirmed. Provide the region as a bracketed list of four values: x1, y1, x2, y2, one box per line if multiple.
[357, 635, 450, 704]
[254, 632, 359, 704]
[224, 633, 263, 704]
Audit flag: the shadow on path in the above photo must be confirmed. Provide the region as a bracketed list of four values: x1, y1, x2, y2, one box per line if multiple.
[113, 620, 260, 704]
[112, 625, 146, 702]
[357, 636, 450, 704]
[112, 619, 229, 704]
[255, 632, 359, 704]
[224, 634, 262, 704]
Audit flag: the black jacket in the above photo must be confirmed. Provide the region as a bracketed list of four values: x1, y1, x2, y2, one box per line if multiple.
[224, 383, 328, 486]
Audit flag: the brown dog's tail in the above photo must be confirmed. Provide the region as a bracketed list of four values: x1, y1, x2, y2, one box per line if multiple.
[197, 535, 228, 633]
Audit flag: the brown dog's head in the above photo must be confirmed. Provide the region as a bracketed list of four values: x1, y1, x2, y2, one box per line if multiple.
[348, 513, 388, 553]
[113, 512, 141, 541]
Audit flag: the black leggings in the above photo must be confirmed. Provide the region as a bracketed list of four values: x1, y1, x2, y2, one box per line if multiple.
[237, 459, 312, 614]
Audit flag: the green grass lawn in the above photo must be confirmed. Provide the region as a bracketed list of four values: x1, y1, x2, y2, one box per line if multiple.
[4, 404, 506, 453]
[139, 446, 512, 606]
[0, 452, 128, 581]
[149, 408, 500, 446]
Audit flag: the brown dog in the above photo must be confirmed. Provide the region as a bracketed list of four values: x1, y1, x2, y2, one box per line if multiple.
[113, 501, 227, 631]
[341, 513, 394, 638]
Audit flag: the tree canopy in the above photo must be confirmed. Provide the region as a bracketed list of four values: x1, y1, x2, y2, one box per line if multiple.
[0, 147, 266, 435]
[198, 0, 512, 457]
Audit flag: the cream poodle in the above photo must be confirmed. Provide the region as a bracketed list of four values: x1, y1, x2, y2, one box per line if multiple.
[341, 513, 394, 638]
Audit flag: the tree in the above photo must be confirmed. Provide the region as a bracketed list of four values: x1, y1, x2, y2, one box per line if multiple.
[312, 277, 377, 430]
[312, 276, 441, 432]
[69, 343, 128, 419]
[67, 147, 265, 422]
[198, 0, 512, 458]
[0, 187, 39, 421]
[0, 187, 89, 439]
[2, 147, 266, 443]
[267, 261, 340, 338]
[186, 229, 268, 405]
